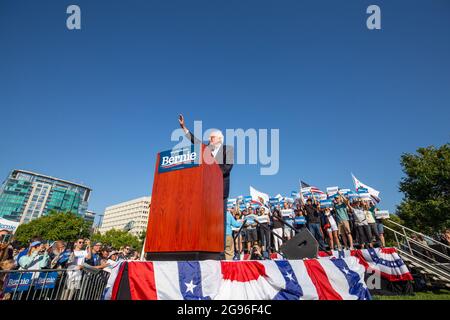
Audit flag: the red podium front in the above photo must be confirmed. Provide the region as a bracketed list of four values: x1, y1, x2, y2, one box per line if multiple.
[145, 145, 224, 260]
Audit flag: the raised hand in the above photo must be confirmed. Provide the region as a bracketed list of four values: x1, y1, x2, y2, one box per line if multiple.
[178, 114, 186, 129]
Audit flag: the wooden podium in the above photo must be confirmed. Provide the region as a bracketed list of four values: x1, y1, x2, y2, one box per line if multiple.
[144, 145, 224, 260]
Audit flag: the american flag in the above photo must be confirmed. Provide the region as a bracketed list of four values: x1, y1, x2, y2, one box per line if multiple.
[300, 180, 325, 194]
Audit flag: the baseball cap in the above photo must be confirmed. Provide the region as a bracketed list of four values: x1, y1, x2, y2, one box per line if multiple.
[108, 251, 118, 258]
[30, 241, 42, 247]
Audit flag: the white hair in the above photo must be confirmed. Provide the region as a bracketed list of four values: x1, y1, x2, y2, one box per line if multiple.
[209, 130, 224, 143]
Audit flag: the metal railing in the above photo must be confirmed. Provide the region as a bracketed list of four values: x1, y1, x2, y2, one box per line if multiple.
[0, 267, 110, 301]
[383, 221, 450, 284]
[386, 219, 450, 252]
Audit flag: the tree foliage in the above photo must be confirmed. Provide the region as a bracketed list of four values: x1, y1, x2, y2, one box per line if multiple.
[91, 229, 143, 251]
[397, 143, 450, 234]
[14, 210, 91, 244]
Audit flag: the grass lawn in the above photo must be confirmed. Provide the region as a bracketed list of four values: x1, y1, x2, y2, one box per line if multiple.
[373, 289, 450, 300]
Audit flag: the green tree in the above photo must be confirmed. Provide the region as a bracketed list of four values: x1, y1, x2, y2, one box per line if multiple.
[397, 143, 450, 235]
[91, 229, 142, 251]
[14, 210, 91, 244]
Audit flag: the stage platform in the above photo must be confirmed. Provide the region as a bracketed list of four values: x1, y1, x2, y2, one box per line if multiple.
[105, 248, 412, 300]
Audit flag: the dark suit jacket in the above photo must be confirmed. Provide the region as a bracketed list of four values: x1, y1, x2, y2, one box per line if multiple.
[186, 131, 233, 199]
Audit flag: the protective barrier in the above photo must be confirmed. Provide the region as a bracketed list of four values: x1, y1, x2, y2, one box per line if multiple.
[0, 268, 110, 300]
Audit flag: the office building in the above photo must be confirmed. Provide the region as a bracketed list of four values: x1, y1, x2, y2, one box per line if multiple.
[0, 169, 91, 224]
[99, 196, 151, 236]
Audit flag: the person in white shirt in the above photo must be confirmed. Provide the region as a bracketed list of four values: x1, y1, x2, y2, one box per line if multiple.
[61, 238, 89, 300]
[348, 201, 373, 249]
[324, 208, 341, 251]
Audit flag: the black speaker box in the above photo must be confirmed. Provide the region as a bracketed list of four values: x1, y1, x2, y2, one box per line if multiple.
[280, 228, 319, 259]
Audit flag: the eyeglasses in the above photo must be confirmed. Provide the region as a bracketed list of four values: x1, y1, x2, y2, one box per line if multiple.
[77, 241, 84, 244]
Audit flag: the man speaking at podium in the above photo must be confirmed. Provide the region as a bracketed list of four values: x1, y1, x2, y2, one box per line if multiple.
[178, 114, 234, 251]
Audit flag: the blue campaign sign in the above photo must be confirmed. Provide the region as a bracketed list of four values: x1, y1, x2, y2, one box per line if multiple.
[357, 188, 369, 194]
[158, 145, 200, 173]
[294, 216, 306, 225]
[35, 272, 59, 290]
[320, 200, 333, 208]
[244, 196, 252, 203]
[291, 191, 299, 198]
[3, 272, 33, 293]
[269, 197, 279, 205]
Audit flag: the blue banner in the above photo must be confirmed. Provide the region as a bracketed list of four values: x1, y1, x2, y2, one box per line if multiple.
[35, 271, 59, 290]
[3, 272, 33, 293]
[269, 198, 279, 205]
[158, 145, 200, 173]
[244, 196, 252, 203]
[357, 188, 369, 194]
[294, 216, 306, 225]
[320, 200, 333, 208]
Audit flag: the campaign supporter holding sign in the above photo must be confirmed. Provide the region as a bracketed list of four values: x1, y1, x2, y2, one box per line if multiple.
[320, 200, 333, 208]
[256, 214, 270, 224]
[269, 198, 279, 205]
[326, 186, 339, 198]
[281, 209, 294, 227]
[245, 213, 258, 229]
[375, 210, 390, 219]
[294, 216, 306, 227]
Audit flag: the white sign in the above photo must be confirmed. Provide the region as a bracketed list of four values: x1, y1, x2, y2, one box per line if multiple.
[0, 218, 20, 234]
[375, 210, 390, 219]
[326, 186, 339, 197]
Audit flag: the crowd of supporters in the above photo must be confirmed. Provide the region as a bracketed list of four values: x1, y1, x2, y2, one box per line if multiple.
[0, 237, 140, 299]
[225, 191, 388, 260]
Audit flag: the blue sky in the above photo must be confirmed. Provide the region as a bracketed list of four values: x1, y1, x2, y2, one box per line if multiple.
[1, 0, 449, 222]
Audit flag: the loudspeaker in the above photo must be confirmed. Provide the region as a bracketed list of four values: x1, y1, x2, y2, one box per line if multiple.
[280, 228, 319, 259]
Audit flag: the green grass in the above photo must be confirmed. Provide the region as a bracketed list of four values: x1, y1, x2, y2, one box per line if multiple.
[373, 289, 450, 300]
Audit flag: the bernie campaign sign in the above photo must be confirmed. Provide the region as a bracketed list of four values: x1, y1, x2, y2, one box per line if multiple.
[158, 145, 200, 173]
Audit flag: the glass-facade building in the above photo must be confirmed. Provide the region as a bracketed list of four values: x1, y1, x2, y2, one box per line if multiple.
[0, 170, 92, 224]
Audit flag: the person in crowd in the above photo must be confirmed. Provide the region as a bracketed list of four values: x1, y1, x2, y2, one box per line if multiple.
[119, 245, 134, 261]
[15, 237, 42, 264]
[348, 200, 372, 249]
[271, 205, 284, 252]
[99, 247, 110, 265]
[256, 206, 271, 256]
[438, 229, 450, 256]
[232, 207, 243, 258]
[304, 198, 327, 250]
[333, 193, 354, 250]
[363, 201, 382, 247]
[244, 206, 258, 254]
[103, 251, 120, 273]
[249, 244, 264, 260]
[49, 241, 70, 269]
[225, 208, 243, 260]
[0, 259, 16, 300]
[18, 241, 50, 270]
[293, 205, 307, 230]
[85, 242, 106, 268]
[323, 208, 340, 251]
[0, 232, 14, 262]
[281, 201, 295, 241]
[129, 250, 140, 261]
[369, 201, 386, 247]
[62, 238, 90, 300]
